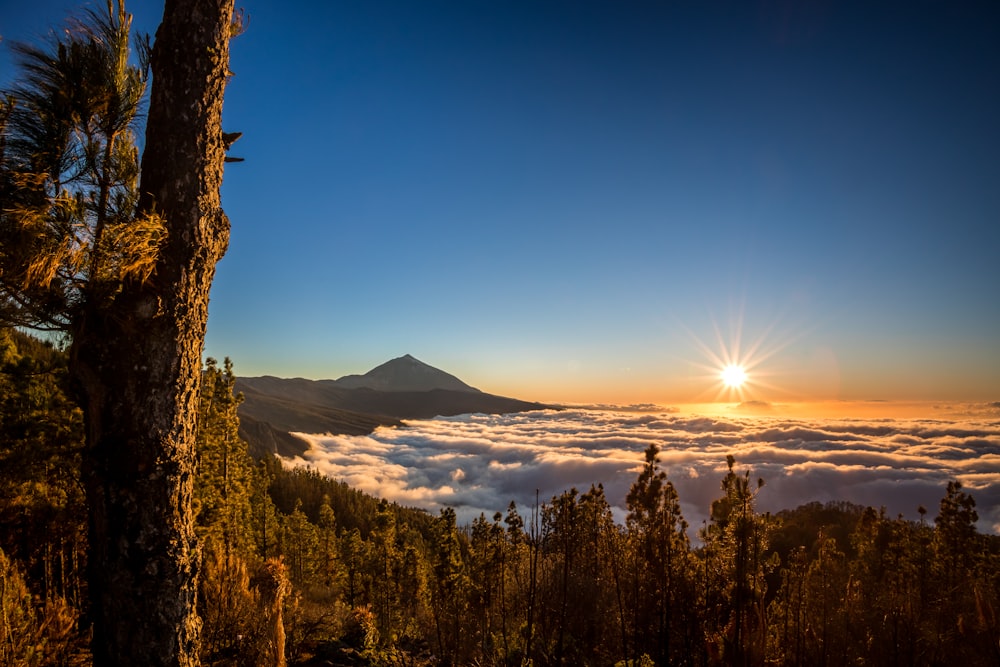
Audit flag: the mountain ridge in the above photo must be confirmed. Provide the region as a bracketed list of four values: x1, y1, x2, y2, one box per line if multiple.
[236, 355, 550, 458]
[332, 354, 481, 393]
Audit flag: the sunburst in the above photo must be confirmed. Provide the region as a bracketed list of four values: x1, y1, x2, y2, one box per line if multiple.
[682, 302, 799, 403]
[721, 363, 747, 389]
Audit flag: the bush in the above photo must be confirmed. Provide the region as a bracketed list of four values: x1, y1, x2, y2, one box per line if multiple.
[0, 548, 77, 666]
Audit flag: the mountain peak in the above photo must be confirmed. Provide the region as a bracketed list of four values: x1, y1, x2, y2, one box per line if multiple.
[334, 355, 481, 393]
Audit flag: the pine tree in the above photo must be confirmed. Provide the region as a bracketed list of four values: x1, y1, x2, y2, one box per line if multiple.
[701, 455, 772, 666]
[625, 444, 692, 666]
[469, 512, 503, 660]
[0, 330, 85, 607]
[252, 457, 281, 559]
[1, 0, 238, 661]
[430, 506, 468, 665]
[194, 357, 256, 557]
[317, 495, 340, 590]
[340, 528, 370, 610]
[369, 500, 402, 641]
[931, 480, 984, 662]
[934, 480, 979, 591]
[282, 500, 320, 587]
[0, 1, 157, 330]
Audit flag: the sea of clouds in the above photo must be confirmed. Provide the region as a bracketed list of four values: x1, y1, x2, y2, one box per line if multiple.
[284, 406, 1000, 534]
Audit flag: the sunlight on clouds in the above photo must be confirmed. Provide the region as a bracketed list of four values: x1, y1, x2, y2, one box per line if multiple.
[284, 407, 1000, 534]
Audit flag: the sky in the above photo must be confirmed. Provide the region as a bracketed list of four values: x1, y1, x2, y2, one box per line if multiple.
[2, 0, 1000, 408]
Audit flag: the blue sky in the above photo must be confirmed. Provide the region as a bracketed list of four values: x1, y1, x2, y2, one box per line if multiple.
[3, 0, 999, 406]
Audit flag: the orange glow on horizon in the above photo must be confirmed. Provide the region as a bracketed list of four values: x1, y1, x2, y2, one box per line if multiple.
[678, 305, 801, 404]
[486, 375, 995, 421]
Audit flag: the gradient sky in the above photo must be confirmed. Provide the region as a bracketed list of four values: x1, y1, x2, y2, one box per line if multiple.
[3, 0, 999, 407]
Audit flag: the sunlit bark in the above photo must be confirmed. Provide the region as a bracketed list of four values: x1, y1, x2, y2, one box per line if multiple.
[69, 0, 235, 664]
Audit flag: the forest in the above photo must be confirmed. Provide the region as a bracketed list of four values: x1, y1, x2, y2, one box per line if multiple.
[1, 327, 998, 666]
[1, 2, 998, 665]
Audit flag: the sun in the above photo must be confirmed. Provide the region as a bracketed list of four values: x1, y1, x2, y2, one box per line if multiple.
[721, 364, 747, 389]
[681, 302, 800, 403]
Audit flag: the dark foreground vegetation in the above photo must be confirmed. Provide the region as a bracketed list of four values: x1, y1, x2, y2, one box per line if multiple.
[1, 328, 998, 667]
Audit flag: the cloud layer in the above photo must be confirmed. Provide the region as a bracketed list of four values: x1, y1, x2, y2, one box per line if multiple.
[285, 407, 1000, 533]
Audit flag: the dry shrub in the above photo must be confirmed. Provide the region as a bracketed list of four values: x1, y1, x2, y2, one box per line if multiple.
[251, 558, 290, 667]
[0, 548, 78, 666]
[341, 604, 379, 652]
[199, 547, 291, 667]
[283, 589, 345, 664]
[199, 546, 260, 665]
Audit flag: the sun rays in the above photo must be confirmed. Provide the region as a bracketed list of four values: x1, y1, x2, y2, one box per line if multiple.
[683, 302, 803, 404]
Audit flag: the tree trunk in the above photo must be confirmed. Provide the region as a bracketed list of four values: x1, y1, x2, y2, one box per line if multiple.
[70, 0, 235, 665]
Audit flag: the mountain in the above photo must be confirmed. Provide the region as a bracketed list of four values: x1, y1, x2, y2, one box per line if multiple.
[236, 355, 550, 458]
[333, 354, 480, 392]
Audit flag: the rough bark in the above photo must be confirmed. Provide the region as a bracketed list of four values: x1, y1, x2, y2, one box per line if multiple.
[69, 0, 235, 665]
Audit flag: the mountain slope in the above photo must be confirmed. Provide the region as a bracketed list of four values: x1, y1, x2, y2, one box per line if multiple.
[236, 355, 549, 458]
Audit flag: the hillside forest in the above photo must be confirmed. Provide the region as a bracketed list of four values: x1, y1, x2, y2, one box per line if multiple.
[1, 328, 998, 666]
[1, 2, 998, 664]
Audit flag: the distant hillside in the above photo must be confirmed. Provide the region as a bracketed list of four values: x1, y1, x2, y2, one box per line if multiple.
[236, 355, 550, 458]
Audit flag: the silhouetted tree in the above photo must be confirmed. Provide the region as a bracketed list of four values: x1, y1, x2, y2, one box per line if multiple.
[625, 444, 692, 666]
[934, 480, 979, 592]
[469, 512, 504, 660]
[930, 480, 987, 662]
[571, 484, 620, 666]
[702, 455, 772, 666]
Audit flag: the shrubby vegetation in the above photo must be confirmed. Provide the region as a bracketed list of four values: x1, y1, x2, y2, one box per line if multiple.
[1, 328, 998, 666]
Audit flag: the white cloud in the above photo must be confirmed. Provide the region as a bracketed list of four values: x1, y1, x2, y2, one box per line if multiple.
[284, 406, 1000, 533]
